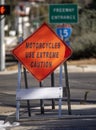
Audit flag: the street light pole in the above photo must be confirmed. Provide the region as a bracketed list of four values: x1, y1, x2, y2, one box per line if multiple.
[0, 0, 5, 71]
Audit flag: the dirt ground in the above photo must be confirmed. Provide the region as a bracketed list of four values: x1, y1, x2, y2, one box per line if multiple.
[67, 58, 96, 65]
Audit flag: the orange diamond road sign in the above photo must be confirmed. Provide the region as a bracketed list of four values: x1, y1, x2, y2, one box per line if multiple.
[12, 23, 72, 81]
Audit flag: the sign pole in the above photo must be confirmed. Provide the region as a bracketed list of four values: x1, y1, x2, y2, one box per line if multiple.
[56, 25, 72, 115]
[0, 0, 5, 71]
[21, 13, 31, 117]
[58, 65, 63, 117]
[23, 67, 31, 117]
[62, 26, 72, 115]
[64, 62, 71, 115]
[62, 27, 72, 115]
[40, 81, 44, 114]
[16, 37, 22, 120]
[17, 37, 31, 119]
[51, 73, 55, 109]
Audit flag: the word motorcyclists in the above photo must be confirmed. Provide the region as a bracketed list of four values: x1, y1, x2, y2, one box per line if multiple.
[25, 42, 61, 49]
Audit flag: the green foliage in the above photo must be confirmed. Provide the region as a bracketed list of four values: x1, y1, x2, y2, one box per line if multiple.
[70, 8, 96, 59]
[71, 33, 96, 59]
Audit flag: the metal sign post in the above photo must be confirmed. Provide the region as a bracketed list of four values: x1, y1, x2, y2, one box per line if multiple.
[0, 0, 5, 71]
[16, 37, 31, 120]
[16, 37, 22, 120]
[40, 81, 44, 114]
[23, 67, 31, 117]
[58, 65, 63, 117]
[51, 72, 55, 109]
[56, 24, 72, 115]
[64, 62, 71, 115]
[0, 0, 10, 71]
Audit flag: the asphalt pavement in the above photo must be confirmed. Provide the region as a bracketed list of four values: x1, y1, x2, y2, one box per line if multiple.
[0, 64, 96, 130]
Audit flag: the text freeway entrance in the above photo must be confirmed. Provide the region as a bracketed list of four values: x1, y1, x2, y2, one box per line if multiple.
[49, 4, 78, 24]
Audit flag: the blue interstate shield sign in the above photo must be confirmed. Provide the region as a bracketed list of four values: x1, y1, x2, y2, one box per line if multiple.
[56, 27, 72, 40]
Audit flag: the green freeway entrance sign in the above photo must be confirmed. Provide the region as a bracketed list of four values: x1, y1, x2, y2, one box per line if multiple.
[49, 4, 78, 24]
